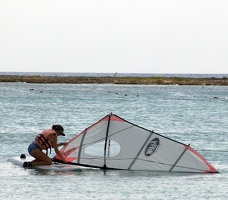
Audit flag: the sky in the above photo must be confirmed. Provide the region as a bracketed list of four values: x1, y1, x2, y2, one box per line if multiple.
[0, 0, 227, 74]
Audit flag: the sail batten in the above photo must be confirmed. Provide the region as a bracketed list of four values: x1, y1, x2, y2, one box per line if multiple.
[169, 144, 190, 172]
[77, 129, 87, 164]
[128, 131, 154, 170]
[103, 113, 111, 168]
[54, 113, 218, 173]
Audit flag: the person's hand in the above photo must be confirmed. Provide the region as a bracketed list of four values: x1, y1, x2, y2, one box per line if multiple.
[58, 142, 68, 147]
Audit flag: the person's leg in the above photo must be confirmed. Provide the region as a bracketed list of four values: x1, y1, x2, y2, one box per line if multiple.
[30, 149, 52, 166]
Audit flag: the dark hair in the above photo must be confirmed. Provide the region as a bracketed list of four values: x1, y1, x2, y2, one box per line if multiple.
[52, 124, 65, 136]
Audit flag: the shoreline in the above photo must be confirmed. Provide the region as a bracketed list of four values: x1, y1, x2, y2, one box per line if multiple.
[0, 75, 228, 85]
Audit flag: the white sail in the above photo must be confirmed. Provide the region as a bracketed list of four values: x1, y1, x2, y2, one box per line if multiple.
[54, 113, 218, 173]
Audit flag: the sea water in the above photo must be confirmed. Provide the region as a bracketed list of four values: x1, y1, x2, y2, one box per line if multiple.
[0, 82, 227, 200]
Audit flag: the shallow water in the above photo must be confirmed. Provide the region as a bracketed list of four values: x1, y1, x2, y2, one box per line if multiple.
[0, 82, 227, 199]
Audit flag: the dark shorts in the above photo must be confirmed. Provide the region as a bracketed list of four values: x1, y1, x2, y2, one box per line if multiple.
[28, 142, 41, 154]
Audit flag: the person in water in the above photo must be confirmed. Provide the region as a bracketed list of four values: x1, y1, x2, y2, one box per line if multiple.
[23, 124, 67, 167]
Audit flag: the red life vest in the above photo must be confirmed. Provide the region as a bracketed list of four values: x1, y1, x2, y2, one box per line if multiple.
[35, 129, 57, 150]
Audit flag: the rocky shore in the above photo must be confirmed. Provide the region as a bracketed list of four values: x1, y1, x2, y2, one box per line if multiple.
[0, 75, 228, 85]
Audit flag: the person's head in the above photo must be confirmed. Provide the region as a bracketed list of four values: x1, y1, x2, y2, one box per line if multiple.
[52, 124, 65, 136]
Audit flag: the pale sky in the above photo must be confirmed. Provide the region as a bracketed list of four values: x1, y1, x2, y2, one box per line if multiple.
[0, 0, 227, 74]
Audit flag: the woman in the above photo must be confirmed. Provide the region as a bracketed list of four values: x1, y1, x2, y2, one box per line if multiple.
[23, 124, 67, 167]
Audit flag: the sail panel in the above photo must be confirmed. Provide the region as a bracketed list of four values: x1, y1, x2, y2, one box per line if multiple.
[131, 135, 185, 170]
[171, 146, 218, 172]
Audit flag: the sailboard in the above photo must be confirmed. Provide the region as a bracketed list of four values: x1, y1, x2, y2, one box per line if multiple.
[11, 155, 91, 171]
[53, 113, 218, 173]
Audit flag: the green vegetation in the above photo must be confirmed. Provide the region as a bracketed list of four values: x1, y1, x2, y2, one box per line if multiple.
[0, 75, 228, 85]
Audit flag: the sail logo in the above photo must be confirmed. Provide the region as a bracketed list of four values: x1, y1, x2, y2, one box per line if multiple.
[145, 138, 160, 156]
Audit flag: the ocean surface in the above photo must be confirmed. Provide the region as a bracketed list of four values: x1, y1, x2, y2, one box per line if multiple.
[0, 75, 227, 199]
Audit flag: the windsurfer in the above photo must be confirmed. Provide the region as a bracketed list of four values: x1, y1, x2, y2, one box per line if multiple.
[23, 124, 67, 167]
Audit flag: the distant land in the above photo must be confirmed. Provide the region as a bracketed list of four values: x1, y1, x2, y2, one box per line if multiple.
[0, 75, 228, 85]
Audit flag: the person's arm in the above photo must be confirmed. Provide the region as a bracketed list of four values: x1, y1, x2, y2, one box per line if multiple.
[50, 135, 67, 163]
[57, 142, 68, 147]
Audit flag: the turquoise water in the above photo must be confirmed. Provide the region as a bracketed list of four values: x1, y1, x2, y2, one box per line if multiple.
[0, 82, 227, 200]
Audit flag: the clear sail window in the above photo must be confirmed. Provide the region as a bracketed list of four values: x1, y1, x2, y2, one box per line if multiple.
[84, 140, 121, 157]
